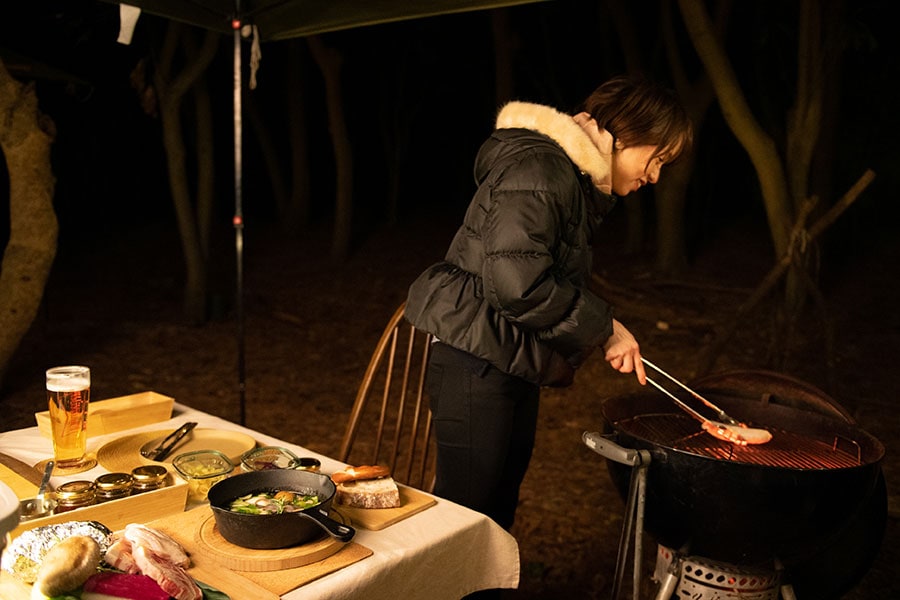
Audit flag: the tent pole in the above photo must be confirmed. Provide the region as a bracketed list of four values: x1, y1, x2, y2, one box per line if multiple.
[232, 3, 246, 426]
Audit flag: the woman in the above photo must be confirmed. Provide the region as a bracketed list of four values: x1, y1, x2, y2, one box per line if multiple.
[405, 74, 693, 532]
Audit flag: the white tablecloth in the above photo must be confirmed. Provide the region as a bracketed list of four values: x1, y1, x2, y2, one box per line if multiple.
[0, 403, 520, 599]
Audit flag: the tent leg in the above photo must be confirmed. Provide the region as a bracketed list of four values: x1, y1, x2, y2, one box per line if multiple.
[232, 6, 246, 426]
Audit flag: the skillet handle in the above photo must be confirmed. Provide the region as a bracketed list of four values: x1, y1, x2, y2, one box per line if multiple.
[583, 431, 648, 467]
[300, 507, 356, 542]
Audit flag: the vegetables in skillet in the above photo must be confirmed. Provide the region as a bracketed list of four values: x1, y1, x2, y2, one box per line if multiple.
[227, 490, 320, 514]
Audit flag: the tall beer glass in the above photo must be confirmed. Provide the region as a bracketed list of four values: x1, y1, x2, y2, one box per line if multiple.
[46, 366, 91, 469]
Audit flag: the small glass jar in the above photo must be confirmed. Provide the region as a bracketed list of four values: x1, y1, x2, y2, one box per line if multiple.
[240, 446, 298, 472]
[95, 472, 134, 502]
[131, 465, 169, 493]
[55, 480, 97, 512]
[173, 450, 234, 503]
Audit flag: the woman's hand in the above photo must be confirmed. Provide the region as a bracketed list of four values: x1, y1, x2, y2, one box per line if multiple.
[603, 319, 646, 384]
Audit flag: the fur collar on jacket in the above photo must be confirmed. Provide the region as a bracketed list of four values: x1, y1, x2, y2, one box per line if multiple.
[495, 101, 611, 193]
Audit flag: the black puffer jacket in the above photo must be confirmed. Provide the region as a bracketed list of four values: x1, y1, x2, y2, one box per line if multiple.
[406, 102, 618, 387]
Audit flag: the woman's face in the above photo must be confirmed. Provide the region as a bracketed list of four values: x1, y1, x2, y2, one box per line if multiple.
[611, 145, 665, 196]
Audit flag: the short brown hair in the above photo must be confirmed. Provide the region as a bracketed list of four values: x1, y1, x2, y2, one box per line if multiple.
[579, 74, 693, 164]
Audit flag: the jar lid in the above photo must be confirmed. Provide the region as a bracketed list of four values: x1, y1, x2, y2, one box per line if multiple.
[95, 472, 134, 492]
[56, 480, 96, 501]
[132, 465, 168, 483]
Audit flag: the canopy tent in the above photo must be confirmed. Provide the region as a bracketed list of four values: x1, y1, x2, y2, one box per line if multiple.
[105, 0, 545, 41]
[102, 0, 546, 424]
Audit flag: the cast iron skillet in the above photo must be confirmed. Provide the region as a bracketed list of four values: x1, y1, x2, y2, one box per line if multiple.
[208, 469, 355, 549]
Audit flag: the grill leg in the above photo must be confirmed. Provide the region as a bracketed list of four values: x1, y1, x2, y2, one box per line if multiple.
[610, 466, 637, 599]
[654, 568, 679, 600]
[780, 583, 798, 600]
[581, 433, 652, 600]
[611, 460, 649, 600]
[631, 467, 647, 597]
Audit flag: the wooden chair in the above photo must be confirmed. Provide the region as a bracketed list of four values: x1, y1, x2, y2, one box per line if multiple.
[338, 302, 436, 492]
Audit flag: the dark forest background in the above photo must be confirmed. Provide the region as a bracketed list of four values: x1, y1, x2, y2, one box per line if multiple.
[3, 0, 896, 271]
[2, 2, 900, 598]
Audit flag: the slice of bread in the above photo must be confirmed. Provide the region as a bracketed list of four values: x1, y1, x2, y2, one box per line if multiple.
[335, 476, 401, 509]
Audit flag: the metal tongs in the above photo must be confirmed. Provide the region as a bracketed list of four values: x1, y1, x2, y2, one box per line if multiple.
[641, 358, 772, 446]
[141, 422, 198, 461]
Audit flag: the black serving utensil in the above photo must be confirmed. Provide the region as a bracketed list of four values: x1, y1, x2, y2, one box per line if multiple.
[141, 422, 198, 461]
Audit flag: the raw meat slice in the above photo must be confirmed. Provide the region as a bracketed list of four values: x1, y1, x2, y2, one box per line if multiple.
[82, 571, 170, 600]
[104, 537, 140, 574]
[123, 523, 190, 568]
[133, 545, 202, 600]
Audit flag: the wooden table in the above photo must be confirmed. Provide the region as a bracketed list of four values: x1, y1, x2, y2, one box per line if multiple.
[0, 402, 520, 599]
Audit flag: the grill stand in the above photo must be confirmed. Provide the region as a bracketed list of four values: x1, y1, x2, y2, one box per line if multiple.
[651, 545, 800, 600]
[583, 431, 651, 600]
[584, 431, 802, 600]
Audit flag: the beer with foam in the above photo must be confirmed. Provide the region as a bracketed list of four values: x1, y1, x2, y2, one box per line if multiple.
[47, 366, 91, 469]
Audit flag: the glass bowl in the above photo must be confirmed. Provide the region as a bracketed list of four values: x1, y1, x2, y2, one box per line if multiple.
[240, 446, 299, 472]
[173, 449, 235, 503]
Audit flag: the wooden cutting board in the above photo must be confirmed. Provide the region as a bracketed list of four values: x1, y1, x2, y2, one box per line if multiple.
[0, 454, 40, 498]
[148, 507, 372, 598]
[195, 512, 345, 571]
[336, 485, 437, 531]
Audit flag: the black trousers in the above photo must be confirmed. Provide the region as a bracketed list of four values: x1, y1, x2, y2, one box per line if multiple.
[425, 342, 540, 532]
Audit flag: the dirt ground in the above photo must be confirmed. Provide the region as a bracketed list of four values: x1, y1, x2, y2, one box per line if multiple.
[1, 209, 898, 599]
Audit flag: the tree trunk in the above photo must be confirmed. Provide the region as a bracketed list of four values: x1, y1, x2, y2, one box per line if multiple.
[153, 23, 219, 323]
[308, 35, 353, 260]
[606, 0, 647, 254]
[654, 0, 723, 275]
[247, 91, 289, 225]
[0, 59, 57, 386]
[184, 35, 216, 259]
[375, 34, 418, 227]
[786, 0, 824, 215]
[679, 0, 810, 339]
[286, 39, 311, 233]
[808, 0, 844, 210]
[680, 0, 857, 370]
[678, 0, 794, 259]
[160, 90, 207, 322]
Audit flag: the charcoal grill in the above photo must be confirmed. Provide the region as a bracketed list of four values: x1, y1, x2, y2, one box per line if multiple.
[584, 370, 886, 600]
[618, 411, 866, 468]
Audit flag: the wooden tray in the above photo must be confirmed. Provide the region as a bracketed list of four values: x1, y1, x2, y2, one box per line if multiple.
[10, 479, 188, 539]
[35, 391, 174, 439]
[336, 485, 437, 530]
[149, 507, 373, 598]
